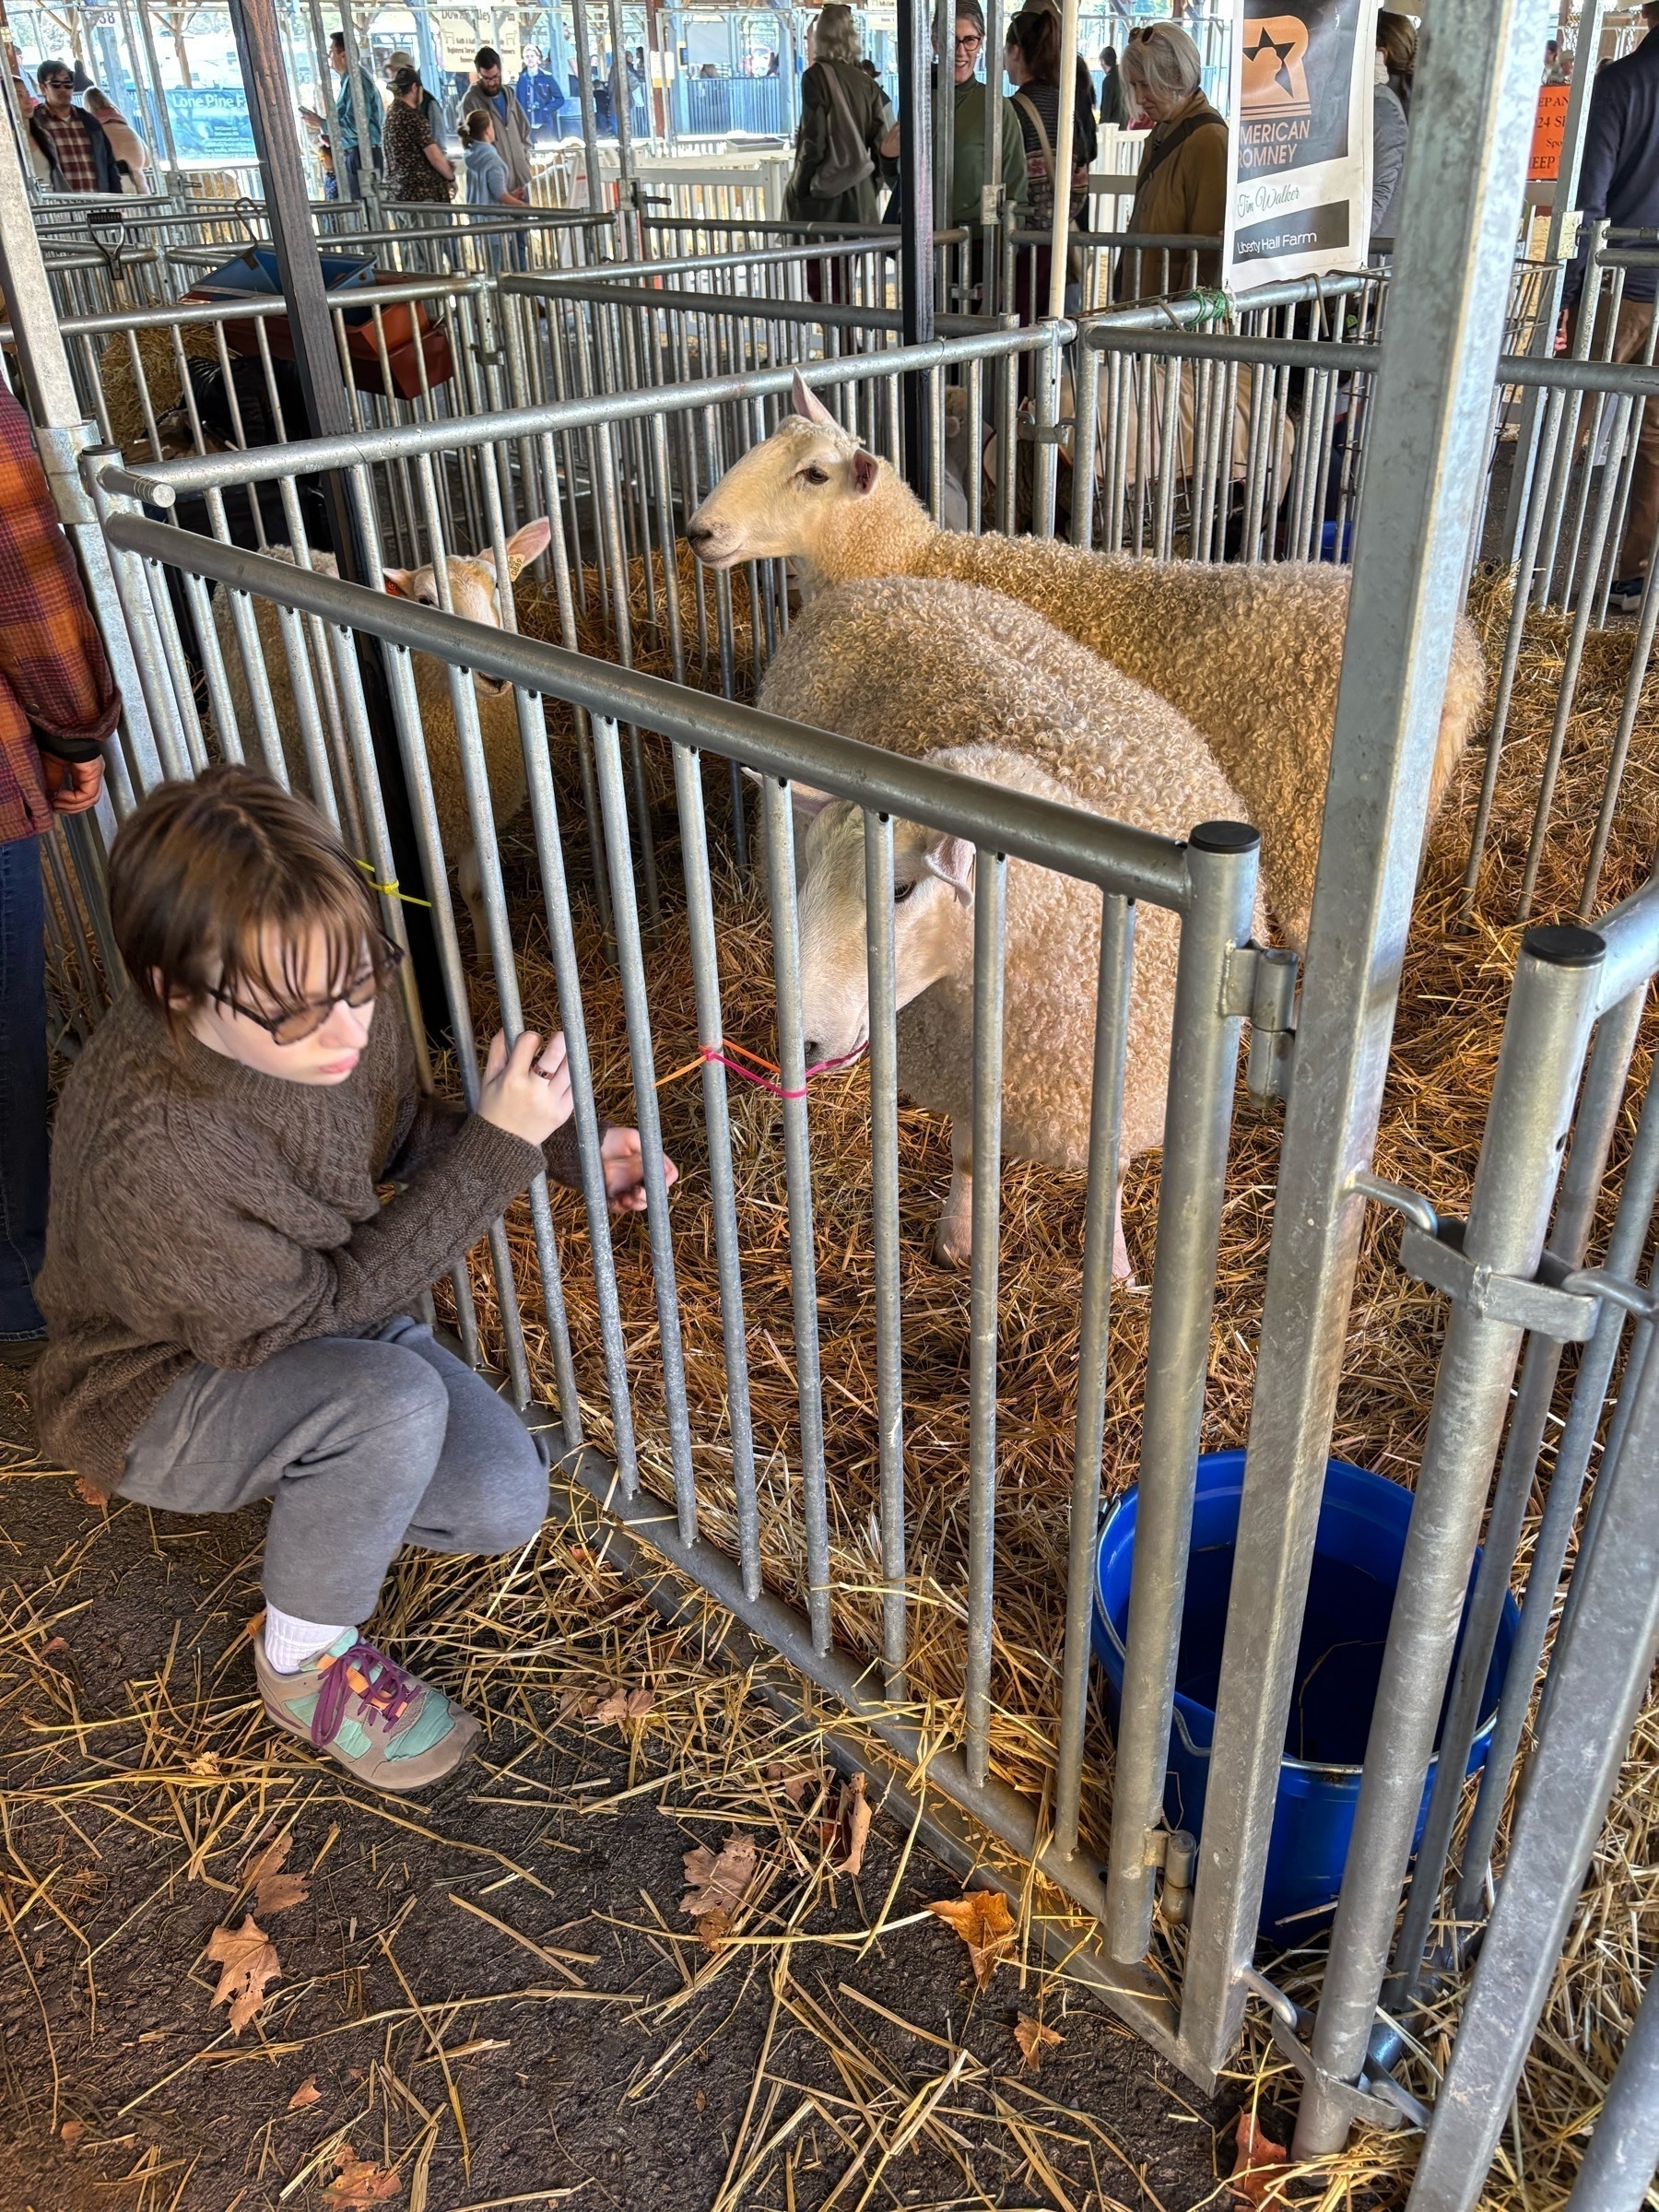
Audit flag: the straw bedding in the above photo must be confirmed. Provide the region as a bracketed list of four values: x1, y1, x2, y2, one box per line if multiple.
[462, 546, 1659, 2202]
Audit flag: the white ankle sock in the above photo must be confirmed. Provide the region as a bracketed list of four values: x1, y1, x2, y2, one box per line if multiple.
[263, 1605, 350, 1675]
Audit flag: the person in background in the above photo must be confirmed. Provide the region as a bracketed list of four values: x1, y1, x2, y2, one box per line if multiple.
[783, 3, 889, 229]
[1003, 7, 1096, 322]
[1371, 27, 1408, 247]
[463, 107, 527, 268]
[0, 387, 121, 1370]
[516, 44, 559, 140]
[1545, 38, 1570, 85]
[29, 63, 123, 193]
[1098, 44, 1130, 127]
[1565, 0, 1659, 609]
[299, 34, 382, 200]
[384, 49, 446, 145]
[1117, 21, 1225, 296]
[461, 48, 534, 195]
[384, 64, 453, 201]
[1377, 10, 1416, 118]
[879, 4, 1028, 288]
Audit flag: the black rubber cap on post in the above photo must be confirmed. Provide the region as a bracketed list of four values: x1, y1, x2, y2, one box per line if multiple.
[1522, 924, 1606, 969]
[1190, 820, 1262, 853]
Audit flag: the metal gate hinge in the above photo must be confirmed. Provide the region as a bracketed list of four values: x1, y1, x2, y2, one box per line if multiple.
[1239, 1969, 1424, 2133]
[1223, 942, 1300, 1103]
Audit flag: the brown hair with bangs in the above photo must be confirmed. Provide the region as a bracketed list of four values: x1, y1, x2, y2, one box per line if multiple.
[110, 765, 386, 1041]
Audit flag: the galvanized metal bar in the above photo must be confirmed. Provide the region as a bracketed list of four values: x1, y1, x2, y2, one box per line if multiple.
[762, 774, 830, 1653]
[592, 712, 696, 1534]
[99, 516, 1194, 909]
[963, 847, 1008, 1789]
[1405, 1280, 1659, 2211]
[1104, 823, 1260, 1963]
[1294, 925, 1606, 2159]
[864, 808, 908, 1694]
[1177, 0, 1557, 2088]
[1560, 1969, 1659, 2212]
[1053, 892, 1135, 1861]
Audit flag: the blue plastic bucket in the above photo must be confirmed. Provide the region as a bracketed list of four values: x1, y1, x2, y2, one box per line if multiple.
[1091, 1451, 1520, 1944]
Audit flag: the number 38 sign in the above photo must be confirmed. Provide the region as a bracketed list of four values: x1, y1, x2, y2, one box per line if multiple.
[1224, 0, 1380, 290]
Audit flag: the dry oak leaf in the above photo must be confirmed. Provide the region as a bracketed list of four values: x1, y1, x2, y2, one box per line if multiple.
[1013, 2015, 1063, 2071]
[321, 2148, 402, 2206]
[594, 1685, 654, 1724]
[206, 1913, 281, 2035]
[681, 1832, 757, 1922]
[58, 2119, 87, 2147]
[72, 1475, 107, 1508]
[926, 1889, 1016, 1989]
[766, 1762, 829, 1808]
[1229, 2110, 1289, 2206]
[247, 1831, 311, 1916]
[287, 2077, 322, 2111]
[830, 1773, 872, 1876]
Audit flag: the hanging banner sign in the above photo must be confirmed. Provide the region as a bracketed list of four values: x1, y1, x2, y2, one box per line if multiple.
[1223, 0, 1379, 289]
[1529, 82, 1571, 181]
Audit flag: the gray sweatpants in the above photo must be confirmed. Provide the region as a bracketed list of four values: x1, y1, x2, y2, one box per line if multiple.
[118, 1316, 548, 1625]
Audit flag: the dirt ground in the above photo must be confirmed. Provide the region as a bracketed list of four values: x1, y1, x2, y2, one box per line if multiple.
[0, 1371, 1245, 2212]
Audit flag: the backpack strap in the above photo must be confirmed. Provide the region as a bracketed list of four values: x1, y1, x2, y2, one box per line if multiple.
[1135, 109, 1215, 192]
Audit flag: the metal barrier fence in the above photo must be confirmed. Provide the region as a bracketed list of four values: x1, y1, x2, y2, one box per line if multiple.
[90, 493, 1279, 2070]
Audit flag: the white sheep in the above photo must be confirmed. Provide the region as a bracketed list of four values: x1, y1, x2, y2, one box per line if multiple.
[210, 519, 550, 958]
[766, 575, 1264, 1277]
[689, 377, 1488, 953]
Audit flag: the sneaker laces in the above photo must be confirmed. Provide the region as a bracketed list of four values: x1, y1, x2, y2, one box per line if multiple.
[310, 1638, 421, 1750]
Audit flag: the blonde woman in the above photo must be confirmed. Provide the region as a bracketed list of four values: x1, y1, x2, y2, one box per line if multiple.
[1118, 21, 1226, 294]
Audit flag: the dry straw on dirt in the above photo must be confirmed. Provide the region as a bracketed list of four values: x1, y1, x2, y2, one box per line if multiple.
[466, 552, 1659, 2205]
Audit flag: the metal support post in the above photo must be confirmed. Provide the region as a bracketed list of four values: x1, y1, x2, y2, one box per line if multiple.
[981, 0, 1005, 314]
[1294, 925, 1605, 2158]
[1046, 0, 1078, 322]
[1103, 824, 1260, 1962]
[1174, 0, 1558, 2090]
[932, 0, 953, 305]
[898, 0, 935, 500]
[228, 0, 444, 1023]
[1560, 1972, 1659, 2212]
[571, 0, 606, 217]
[1406, 1278, 1659, 2211]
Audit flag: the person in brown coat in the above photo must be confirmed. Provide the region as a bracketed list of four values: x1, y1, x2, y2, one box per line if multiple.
[1117, 21, 1227, 297]
[33, 767, 672, 1794]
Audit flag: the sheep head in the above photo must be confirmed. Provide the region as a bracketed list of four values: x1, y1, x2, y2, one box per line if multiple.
[382, 517, 551, 699]
[794, 789, 974, 1067]
[685, 372, 931, 581]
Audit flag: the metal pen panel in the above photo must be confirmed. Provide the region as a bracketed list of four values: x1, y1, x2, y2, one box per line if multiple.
[962, 847, 1007, 1791]
[1294, 925, 1606, 2159]
[1105, 823, 1259, 1964]
[1405, 1275, 1659, 2212]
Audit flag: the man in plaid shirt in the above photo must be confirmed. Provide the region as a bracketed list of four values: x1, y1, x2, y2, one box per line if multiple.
[29, 62, 124, 194]
[0, 387, 121, 1364]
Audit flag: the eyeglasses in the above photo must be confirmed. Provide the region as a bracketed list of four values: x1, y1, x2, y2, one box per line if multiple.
[41, 76, 74, 89]
[954, 33, 982, 51]
[210, 935, 404, 1046]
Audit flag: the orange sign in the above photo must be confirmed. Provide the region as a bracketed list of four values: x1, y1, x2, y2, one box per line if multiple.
[1530, 82, 1571, 181]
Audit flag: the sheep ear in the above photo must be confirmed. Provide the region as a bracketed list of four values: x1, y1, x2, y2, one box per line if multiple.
[851, 449, 880, 496]
[503, 516, 552, 578]
[924, 833, 975, 907]
[382, 568, 413, 598]
[793, 370, 836, 428]
[789, 782, 835, 818]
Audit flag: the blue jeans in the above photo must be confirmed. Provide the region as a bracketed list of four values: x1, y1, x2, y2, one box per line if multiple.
[0, 834, 47, 1340]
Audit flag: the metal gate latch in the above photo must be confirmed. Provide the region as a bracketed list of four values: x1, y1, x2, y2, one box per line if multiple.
[1239, 1967, 1429, 2133]
[1353, 1174, 1622, 1344]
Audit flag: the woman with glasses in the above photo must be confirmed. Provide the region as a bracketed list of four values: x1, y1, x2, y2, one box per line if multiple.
[32, 767, 671, 1795]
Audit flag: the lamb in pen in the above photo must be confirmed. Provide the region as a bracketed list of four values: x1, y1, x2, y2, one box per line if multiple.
[767, 575, 1265, 1279]
[687, 377, 1488, 952]
[209, 520, 550, 959]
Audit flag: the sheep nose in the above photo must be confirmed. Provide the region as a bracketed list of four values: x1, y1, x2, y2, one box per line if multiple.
[685, 519, 714, 551]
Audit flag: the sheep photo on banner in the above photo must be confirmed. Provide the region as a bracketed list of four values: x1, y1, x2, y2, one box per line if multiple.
[1225, 0, 1378, 283]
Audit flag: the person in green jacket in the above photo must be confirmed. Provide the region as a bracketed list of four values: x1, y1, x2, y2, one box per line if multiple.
[877, 0, 1027, 302]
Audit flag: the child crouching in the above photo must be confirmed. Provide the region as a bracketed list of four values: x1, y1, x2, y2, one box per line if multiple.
[32, 766, 673, 1793]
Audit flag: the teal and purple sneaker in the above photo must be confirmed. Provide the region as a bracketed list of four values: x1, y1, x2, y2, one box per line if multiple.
[254, 1630, 480, 1793]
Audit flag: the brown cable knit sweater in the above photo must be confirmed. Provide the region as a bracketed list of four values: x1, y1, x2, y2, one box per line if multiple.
[32, 989, 593, 1489]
